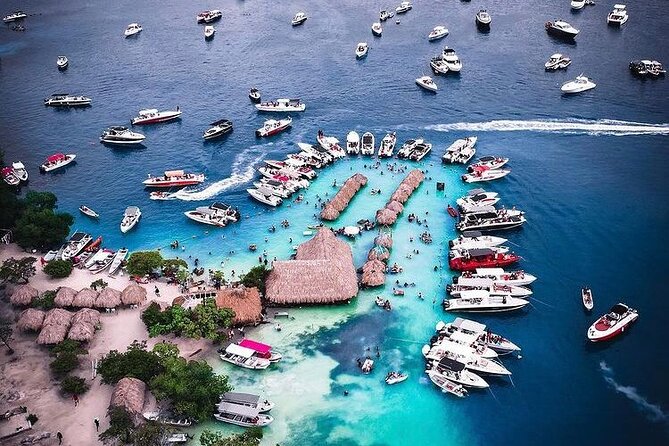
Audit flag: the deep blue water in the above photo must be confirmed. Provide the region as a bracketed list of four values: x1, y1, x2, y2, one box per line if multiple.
[1, 1, 669, 445]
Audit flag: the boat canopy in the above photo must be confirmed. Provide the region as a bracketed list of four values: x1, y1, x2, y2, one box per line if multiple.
[211, 202, 232, 212]
[614, 4, 626, 9]
[239, 339, 272, 354]
[610, 303, 630, 316]
[12, 161, 25, 169]
[475, 268, 506, 275]
[461, 205, 497, 214]
[165, 170, 185, 177]
[124, 206, 140, 216]
[47, 153, 66, 162]
[344, 226, 360, 236]
[194, 207, 216, 216]
[467, 188, 487, 196]
[466, 248, 496, 257]
[437, 357, 466, 372]
[461, 231, 483, 238]
[69, 231, 88, 242]
[220, 392, 261, 406]
[225, 343, 255, 358]
[217, 401, 260, 418]
[455, 277, 494, 288]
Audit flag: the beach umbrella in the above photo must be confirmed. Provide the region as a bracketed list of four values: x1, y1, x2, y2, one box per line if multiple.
[10, 284, 38, 306]
[94, 287, 122, 309]
[121, 284, 147, 306]
[17, 308, 46, 332]
[54, 286, 77, 307]
[344, 226, 360, 237]
[72, 288, 98, 308]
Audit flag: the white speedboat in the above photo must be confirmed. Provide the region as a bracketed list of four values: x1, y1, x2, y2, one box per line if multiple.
[582, 287, 594, 311]
[439, 318, 521, 355]
[108, 248, 128, 276]
[247, 188, 283, 207]
[456, 208, 525, 231]
[292, 12, 307, 26]
[316, 131, 346, 158]
[40, 153, 76, 172]
[545, 53, 572, 71]
[203, 119, 233, 140]
[379, 9, 394, 21]
[11, 161, 28, 182]
[448, 279, 532, 298]
[2, 167, 19, 186]
[346, 131, 360, 154]
[57, 56, 68, 70]
[203, 10, 222, 23]
[440, 346, 511, 376]
[124, 23, 142, 37]
[430, 358, 489, 389]
[385, 371, 408, 385]
[120, 206, 141, 233]
[461, 167, 510, 183]
[89, 249, 116, 274]
[444, 290, 529, 313]
[587, 303, 638, 342]
[459, 268, 537, 286]
[442, 136, 477, 164]
[254, 180, 292, 198]
[213, 411, 273, 428]
[475, 9, 491, 29]
[44, 93, 91, 107]
[256, 117, 292, 137]
[204, 25, 215, 39]
[468, 156, 509, 171]
[426, 370, 468, 397]
[255, 98, 305, 112]
[131, 108, 182, 125]
[219, 344, 271, 369]
[561, 74, 596, 94]
[149, 191, 177, 200]
[607, 4, 628, 26]
[456, 189, 499, 208]
[263, 159, 316, 179]
[378, 132, 396, 157]
[219, 392, 275, 414]
[449, 232, 507, 250]
[442, 47, 462, 72]
[355, 42, 369, 59]
[396, 2, 412, 14]
[428, 26, 448, 41]
[372, 22, 383, 37]
[79, 205, 99, 219]
[3, 11, 27, 23]
[185, 203, 239, 227]
[143, 170, 205, 188]
[430, 56, 449, 74]
[197, 11, 210, 23]
[408, 140, 432, 161]
[545, 20, 579, 39]
[571, 0, 586, 10]
[249, 87, 261, 103]
[61, 232, 92, 261]
[100, 126, 146, 145]
[396, 139, 417, 159]
[361, 132, 375, 156]
[416, 75, 438, 92]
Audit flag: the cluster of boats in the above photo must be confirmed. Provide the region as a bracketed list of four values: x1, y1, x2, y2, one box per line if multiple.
[46, 231, 128, 276]
[219, 339, 282, 370]
[443, 138, 511, 183]
[214, 392, 274, 428]
[1, 161, 28, 186]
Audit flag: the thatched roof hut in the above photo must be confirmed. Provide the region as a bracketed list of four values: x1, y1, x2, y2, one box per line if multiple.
[361, 260, 386, 287]
[37, 309, 73, 345]
[320, 173, 368, 221]
[110, 377, 147, 423]
[54, 286, 77, 307]
[43, 308, 73, 327]
[375, 208, 398, 226]
[367, 245, 390, 262]
[214, 286, 262, 326]
[10, 285, 38, 306]
[386, 200, 404, 214]
[374, 233, 393, 249]
[67, 321, 96, 342]
[17, 308, 46, 332]
[121, 284, 147, 306]
[72, 288, 98, 308]
[72, 308, 101, 327]
[95, 287, 122, 309]
[266, 228, 359, 305]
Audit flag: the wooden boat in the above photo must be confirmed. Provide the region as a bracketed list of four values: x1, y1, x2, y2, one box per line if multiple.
[581, 287, 594, 311]
[108, 248, 128, 276]
[219, 344, 271, 369]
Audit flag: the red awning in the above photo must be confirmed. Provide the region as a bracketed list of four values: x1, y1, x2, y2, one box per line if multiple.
[47, 153, 65, 162]
[239, 339, 272, 354]
[1, 167, 13, 175]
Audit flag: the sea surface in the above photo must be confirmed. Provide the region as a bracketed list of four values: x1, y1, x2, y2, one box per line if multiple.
[1, 1, 669, 445]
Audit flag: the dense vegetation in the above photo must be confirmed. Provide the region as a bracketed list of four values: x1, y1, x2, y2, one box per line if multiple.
[239, 265, 269, 295]
[31, 290, 56, 310]
[0, 257, 36, 284]
[125, 251, 164, 277]
[200, 428, 263, 446]
[141, 300, 234, 340]
[13, 191, 74, 251]
[43, 259, 73, 278]
[49, 340, 90, 395]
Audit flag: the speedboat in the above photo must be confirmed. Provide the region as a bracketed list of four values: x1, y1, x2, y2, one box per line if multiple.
[647, 60, 666, 77]
[108, 248, 128, 275]
[396, 2, 412, 14]
[3, 11, 27, 23]
[88, 249, 116, 274]
[438, 319, 520, 355]
[263, 159, 316, 179]
[44, 94, 91, 107]
[409, 140, 432, 161]
[247, 188, 283, 207]
[448, 279, 532, 298]
[40, 153, 76, 172]
[545, 53, 572, 71]
[442, 47, 462, 72]
[416, 75, 438, 92]
[428, 26, 448, 41]
[57, 56, 68, 70]
[143, 170, 205, 188]
[430, 56, 449, 74]
[79, 205, 99, 219]
[256, 117, 292, 137]
[560, 74, 596, 94]
[361, 132, 375, 155]
[468, 156, 509, 171]
[1, 167, 20, 186]
[545, 20, 579, 40]
[450, 245, 511, 260]
[204, 25, 215, 39]
[587, 303, 638, 342]
[456, 188, 499, 208]
[457, 268, 536, 286]
[378, 132, 396, 157]
[100, 126, 146, 145]
[439, 346, 511, 376]
[203, 119, 233, 139]
[317, 130, 346, 158]
[124, 23, 143, 37]
[475, 9, 491, 29]
[197, 11, 211, 23]
[149, 191, 177, 200]
[11, 162, 28, 182]
[61, 232, 93, 261]
[131, 108, 182, 125]
[571, 0, 586, 9]
[185, 203, 239, 227]
[292, 12, 307, 26]
[346, 131, 360, 154]
[385, 371, 408, 385]
[249, 88, 261, 103]
[397, 139, 417, 159]
[356, 42, 369, 59]
[444, 290, 529, 313]
[607, 4, 628, 26]
[214, 411, 273, 428]
[462, 166, 510, 183]
[456, 207, 526, 232]
[255, 98, 305, 112]
[219, 345, 273, 369]
[203, 10, 222, 24]
[442, 137, 478, 164]
[582, 287, 594, 311]
[120, 206, 141, 233]
[449, 232, 507, 250]
[379, 9, 394, 21]
[429, 358, 488, 388]
[372, 22, 383, 37]
[254, 180, 293, 198]
[448, 249, 520, 271]
[426, 370, 468, 397]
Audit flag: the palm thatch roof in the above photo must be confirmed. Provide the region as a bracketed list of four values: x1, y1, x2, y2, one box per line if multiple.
[320, 173, 368, 221]
[214, 286, 262, 326]
[72, 308, 101, 327]
[121, 284, 147, 306]
[72, 288, 98, 308]
[67, 321, 96, 342]
[375, 208, 398, 226]
[37, 308, 73, 345]
[361, 260, 386, 287]
[374, 233, 393, 249]
[17, 308, 46, 332]
[386, 200, 404, 214]
[95, 287, 122, 309]
[110, 377, 147, 421]
[54, 286, 77, 307]
[10, 285, 38, 306]
[375, 170, 425, 226]
[266, 228, 359, 305]
[367, 245, 390, 262]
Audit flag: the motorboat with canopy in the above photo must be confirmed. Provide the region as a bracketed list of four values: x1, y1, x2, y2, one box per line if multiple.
[143, 170, 205, 188]
[40, 153, 76, 172]
[203, 119, 233, 139]
[219, 392, 274, 413]
[238, 339, 282, 362]
[219, 343, 271, 369]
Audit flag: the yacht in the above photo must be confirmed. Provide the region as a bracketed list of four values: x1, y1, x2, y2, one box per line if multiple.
[249, 88, 261, 103]
[587, 303, 638, 342]
[11, 162, 28, 182]
[629, 60, 666, 77]
[3, 11, 27, 23]
[203, 10, 222, 23]
[372, 22, 383, 37]
[442, 137, 477, 164]
[100, 126, 146, 145]
[545, 20, 579, 39]
[396, 2, 413, 14]
[253, 180, 293, 198]
[438, 318, 521, 355]
[396, 139, 417, 159]
[203, 119, 233, 139]
[256, 117, 292, 137]
[346, 131, 360, 154]
[448, 248, 521, 271]
[426, 370, 468, 397]
[124, 23, 143, 37]
[462, 167, 510, 183]
[120, 206, 141, 233]
[292, 12, 307, 26]
[430, 56, 449, 74]
[361, 132, 375, 155]
[356, 42, 369, 59]
[204, 25, 215, 39]
[561, 74, 596, 94]
[298, 142, 334, 164]
[219, 344, 271, 369]
[571, 0, 586, 10]
[468, 156, 509, 171]
[185, 203, 240, 227]
[379, 9, 394, 21]
[143, 170, 205, 188]
[545, 53, 572, 71]
[131, 108, 182, 125]
[44, 94, 91, 107]
[475, 9, 491, 29]
[455, 188, 499, 208]
[607, 4, 628, 26]
[57, 56, 68, 70]
[247, 188, 283, 207]
[79, 205, 99, 219]
[442, 47, 462, 72]
[61, 232, 93, 261]
[89, 249, 116, 274]
[448, 279, 532, 298]
[378, 132, 397, 157]
[428, 26, 449, 41]
[255, 98, 305, 112]
[429, 358, 489, 388]
[409, 140, 432, 161]
[444, 290, 529, 313]
[108, 248, 128, 276]
[456, 268, 536, 286]
[263, 159, 316, 179]
[456, 207, 526, 232]
[416, 75, 438, 92]
[2, 168, 19, 186]
[40, 153, 76, 172]
[435, 345, 511, 376]
[316, 131, 346, 158]
[219, 392, 275, 413]
[449, 232, 507, 250]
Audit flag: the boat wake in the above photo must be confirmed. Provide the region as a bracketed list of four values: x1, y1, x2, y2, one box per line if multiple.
[173, 145, 268, 201]
[599, 361, 668, 423]
[425, 119, 669, 136]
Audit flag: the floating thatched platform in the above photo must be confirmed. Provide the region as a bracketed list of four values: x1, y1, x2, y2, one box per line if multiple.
[121, 284, 147, 306]
[95, 287, 122, 309]
[361, 260, 386, 287]
[375, 169, 425, 227]
[320, 173, 368, 221]
[17, 308, 46, 332]
[266, 228, 358, 305]
[110, 377, 147, 423]
[214, 286, 262, 326]
[37, 308, 73, 345]
[54, 286, 77, 307]
[9, 285, 38, 306]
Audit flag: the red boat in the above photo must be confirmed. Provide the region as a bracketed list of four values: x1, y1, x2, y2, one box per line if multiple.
[85, 236, 102, 252]
[447, 204, 458, 218]
[449, 248, 519, 271]
[255, 117, 292, 137]
[587, 303, 638, 342]
[238, 339, 283, 362]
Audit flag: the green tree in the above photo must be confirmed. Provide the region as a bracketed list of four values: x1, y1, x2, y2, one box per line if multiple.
[152, 342, 179, 362]
[162, 258, 188, 277]
[126, 251, 164, 277]
[239, 265, 268, 295]
[0, 317, 14, 354]
[97, 340, 164, 385]
[0, 257, 36, 284]
[0, 189, 21, 229]
[184, 300, 234, 340]
[50, 351, 79, 377]
[43, 259, 73, 278]
[51, 339, 86, 356]
[200, 428, 263, 446]
[99, 407, 134, 444]
[23, 191, 57, 211]
[32, 290, 56, 310]
[13, 208, 73, 251]
[60, 375, 89, 395]
[90, 278, 108, 290]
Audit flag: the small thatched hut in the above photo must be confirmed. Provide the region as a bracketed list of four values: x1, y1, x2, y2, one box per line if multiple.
[37, 309, 73, 345]
[10, 285, 38, 306]
[266, 228, 359, 305]
[17, 308, 46, 332]
[72, 288, 98, 308]
[214, 286, 262, 326]
[375, 208, 398, 226]
[72, 308, 101, 327]
[110, 377, 147, 423]
[67, 321, 95, 342]
[320, 173, 368, 221]
[361, 260, 386, 287]
[95, 287, 122, 309]
[367, 245, 390, 262]
[386, 200, 404, 214]
[374, 233, 393, 249]
[121, 284, 147, 306]
[54, 286, 77, 307]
